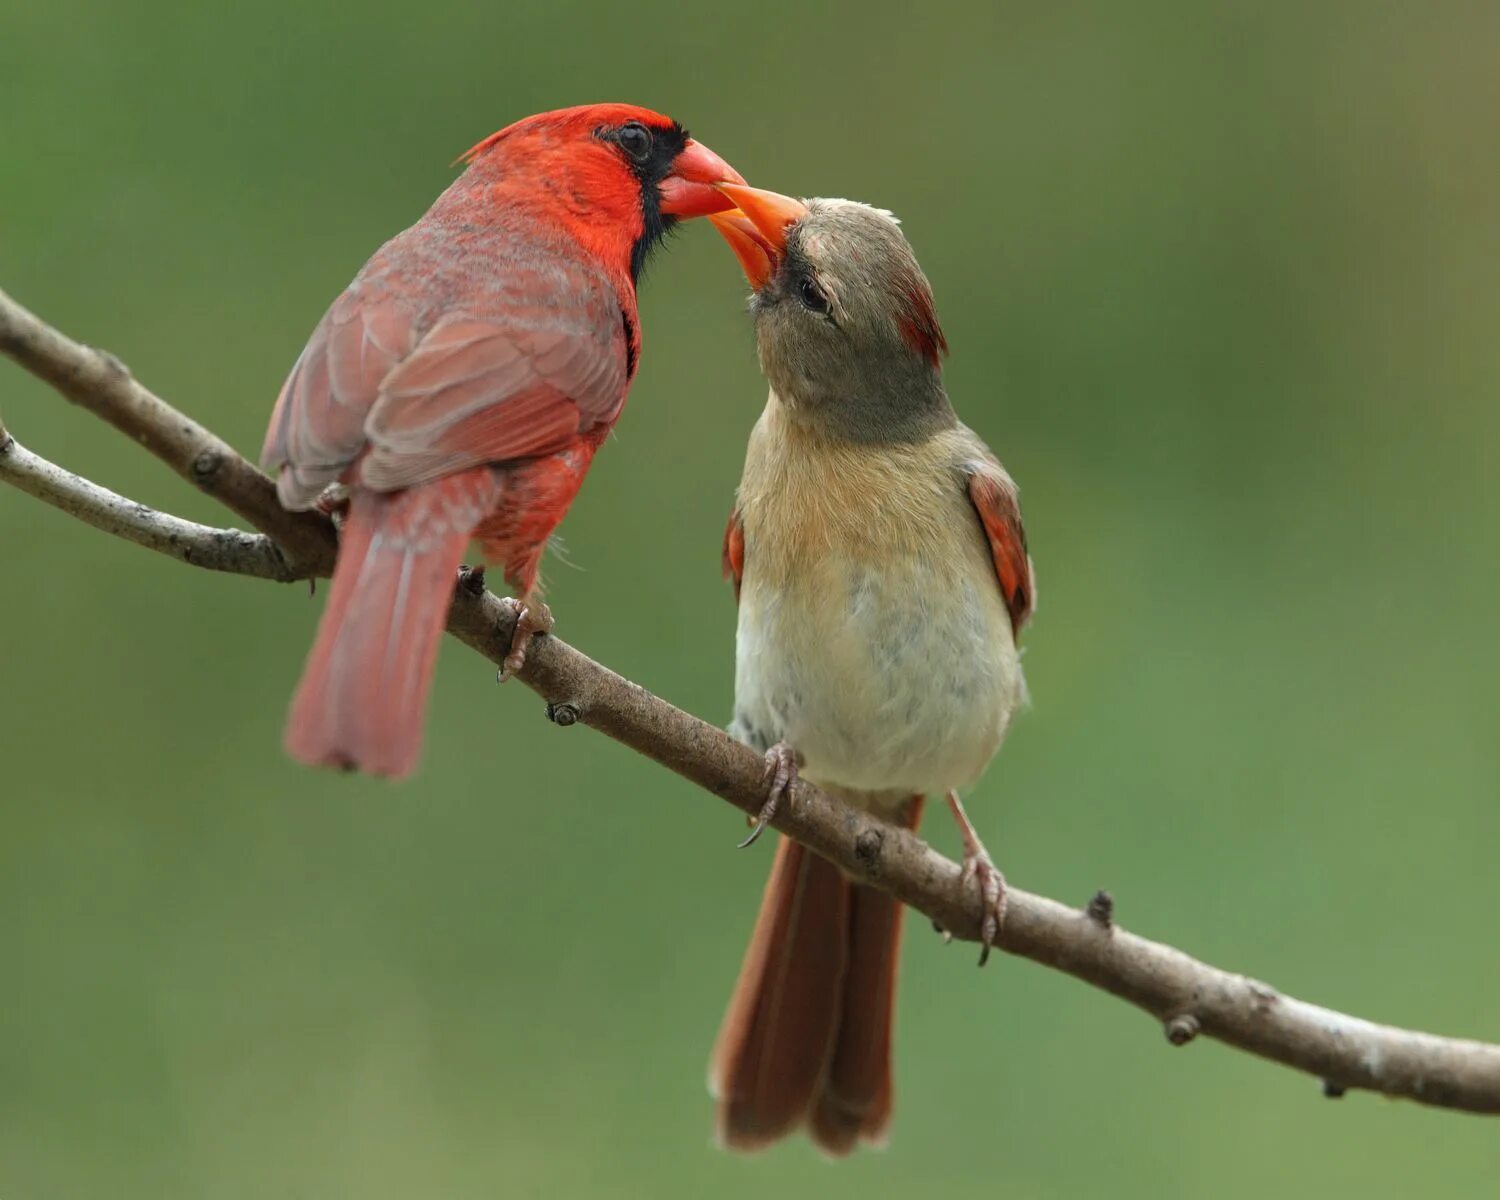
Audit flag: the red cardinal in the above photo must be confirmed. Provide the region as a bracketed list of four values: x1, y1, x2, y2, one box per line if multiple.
[261, 104, 741, 778]
[706, 187, 1035, 1154]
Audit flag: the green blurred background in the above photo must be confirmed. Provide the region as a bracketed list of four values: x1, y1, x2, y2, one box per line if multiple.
[3, 2, 1498, 1196]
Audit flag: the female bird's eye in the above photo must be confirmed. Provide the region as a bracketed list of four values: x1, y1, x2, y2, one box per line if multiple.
[798, 277, 830, 314]
[616, 122, 653, 162]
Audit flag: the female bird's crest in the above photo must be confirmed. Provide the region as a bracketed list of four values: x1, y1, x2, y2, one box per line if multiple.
[710, 191, 953, 439]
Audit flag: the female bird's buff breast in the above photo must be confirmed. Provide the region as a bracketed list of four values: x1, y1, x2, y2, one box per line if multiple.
[731, 410, 1024, 800]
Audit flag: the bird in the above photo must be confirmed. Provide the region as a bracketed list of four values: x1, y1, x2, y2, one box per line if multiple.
[260, 103, 742, 778]
[704, 186, 1035, 1155]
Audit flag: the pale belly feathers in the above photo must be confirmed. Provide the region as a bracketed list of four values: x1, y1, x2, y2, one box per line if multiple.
[730, 414, 1024, 803]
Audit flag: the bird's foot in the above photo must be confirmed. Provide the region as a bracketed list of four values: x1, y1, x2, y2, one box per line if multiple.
[496, 598, 554, 682]
[961, 849, 1007, 967]
[740, 741, 799, 849]
[313, 484, 351, 521]
[946, 789, 1007, 966]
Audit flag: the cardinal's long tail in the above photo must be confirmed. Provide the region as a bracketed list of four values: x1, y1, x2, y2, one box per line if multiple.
[710, 797, 923, 1156]
[284, 468, 502, 779]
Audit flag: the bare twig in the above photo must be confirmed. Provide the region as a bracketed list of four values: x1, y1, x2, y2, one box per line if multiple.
[4, 285, 1499, 1116]
[0, 428, 302, 580]
[0, 285, 335, 575]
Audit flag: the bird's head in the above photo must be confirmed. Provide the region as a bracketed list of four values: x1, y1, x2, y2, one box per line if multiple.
[458, 103, 743, 282]
[710, 188, 952, 442]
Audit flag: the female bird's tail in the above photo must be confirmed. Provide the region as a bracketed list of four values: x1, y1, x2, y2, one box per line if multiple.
[710, 798, 923, 1155]
[284, 468, 501, 779]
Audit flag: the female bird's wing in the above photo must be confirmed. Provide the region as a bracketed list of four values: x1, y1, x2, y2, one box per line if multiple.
[965, 463, 1035, 638]
[722, 506, 745, 602]
[262, 241, 630, 507]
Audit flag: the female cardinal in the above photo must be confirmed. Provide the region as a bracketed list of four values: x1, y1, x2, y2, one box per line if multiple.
[706, 188, 1035, 1155]
[261, 104, 741, 778]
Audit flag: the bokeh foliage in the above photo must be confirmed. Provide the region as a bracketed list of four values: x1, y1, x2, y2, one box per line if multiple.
[3, 2, 1498, 1196]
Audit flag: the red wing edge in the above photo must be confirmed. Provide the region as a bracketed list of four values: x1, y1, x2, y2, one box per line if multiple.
[966, 469, 1034, 638]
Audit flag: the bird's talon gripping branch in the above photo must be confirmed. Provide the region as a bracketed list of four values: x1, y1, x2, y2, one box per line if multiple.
[497, 597, 554, 682]
[312, 484, 350, 520]
[739, 741, 799, 848]
[946, 789, 1007, 965]
[965, 852, 1006, 965]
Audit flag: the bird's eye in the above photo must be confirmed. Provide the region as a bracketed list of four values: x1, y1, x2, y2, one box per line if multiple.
[798, 276, 830, 314]
[617, 122, 653, 162]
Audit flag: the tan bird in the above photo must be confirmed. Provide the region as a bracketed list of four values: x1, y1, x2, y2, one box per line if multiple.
[706, 187, 1035, 1155]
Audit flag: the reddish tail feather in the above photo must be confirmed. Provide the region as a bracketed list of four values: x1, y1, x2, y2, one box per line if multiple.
[284, 468, 502, 779]
[711, 798, 923, 1155]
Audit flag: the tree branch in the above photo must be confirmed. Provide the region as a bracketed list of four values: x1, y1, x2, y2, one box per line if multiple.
[4, 285, 1499, 1116]
[0, 426, 301, 581]
[0, 286, 335, 576]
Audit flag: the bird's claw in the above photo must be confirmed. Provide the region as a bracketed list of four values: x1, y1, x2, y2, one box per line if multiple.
[961, 848, 1007, 966]
[496, 598, 554, 682]
[313, 483, 351, 520]
[740, 741, 799, 849]
[944, 789, 1006, 966]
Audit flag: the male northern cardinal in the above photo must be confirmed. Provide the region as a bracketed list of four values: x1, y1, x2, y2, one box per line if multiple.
[706, 188, 1035, 1154]
[261, 104, 741, 778]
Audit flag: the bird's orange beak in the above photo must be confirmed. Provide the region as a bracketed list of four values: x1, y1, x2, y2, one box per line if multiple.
[707, 184, 810, 289]
[658, 139, 746, 218]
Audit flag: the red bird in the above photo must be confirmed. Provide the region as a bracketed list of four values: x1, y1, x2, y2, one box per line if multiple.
[261, 104, 741, 778]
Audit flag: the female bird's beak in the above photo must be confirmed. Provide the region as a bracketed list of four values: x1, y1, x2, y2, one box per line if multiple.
[707, 210, 778, 289]
[706, 184, 810, 289]
[658, 139, 747, 218]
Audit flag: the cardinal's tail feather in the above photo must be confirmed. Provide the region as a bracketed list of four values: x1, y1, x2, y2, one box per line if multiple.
[710, 797, 924, 1155]
[710, 835, 849, 1151]
[809, 872, 908, 1153]
[284, 468, 501, 778]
